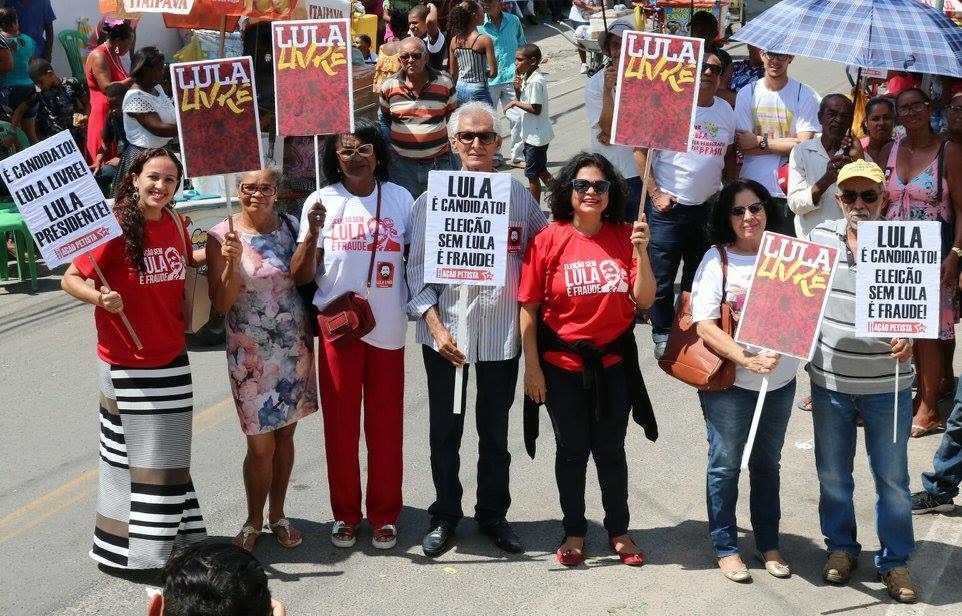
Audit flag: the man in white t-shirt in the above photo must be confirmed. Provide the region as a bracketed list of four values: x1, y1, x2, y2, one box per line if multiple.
[585, 21, 642, 221]
[634, 48, 736, 358]
[734, 50, 820, 237]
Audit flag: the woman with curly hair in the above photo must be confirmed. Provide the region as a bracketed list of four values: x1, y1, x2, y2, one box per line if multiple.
[292, 118, 411, 550]
[206, 167, 319, 552]
[519, 151, 656, 567]
[62, 148, 207, 570]
[447, 0, 496, 105]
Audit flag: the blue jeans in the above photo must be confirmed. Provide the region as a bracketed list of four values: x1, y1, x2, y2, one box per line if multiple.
[922, 376, 962, 500]
[811, 383, 914, 572]
[390, 152, 454, 201]
[455, 81, 493, 106]
[698, 380, 795, 557]
[645, 198, 710, 339]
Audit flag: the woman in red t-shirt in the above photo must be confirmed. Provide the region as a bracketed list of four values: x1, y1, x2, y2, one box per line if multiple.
[519, 152, 655, 567]
[62, 148, 207, 570]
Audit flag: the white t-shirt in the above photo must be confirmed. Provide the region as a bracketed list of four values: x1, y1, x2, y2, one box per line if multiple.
[735, 77, 821, 197]
[298, 182, 413, 350]
[122, 86, 177, 148]
[690, 246, 799, 391]
[584, 69, 638, 179]
[653, 98, 735, 205]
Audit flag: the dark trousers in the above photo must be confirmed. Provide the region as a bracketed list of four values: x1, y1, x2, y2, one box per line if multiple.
[543, 361, 631, 538]
[422, 346, 519, 527]
[645, 198, 710, 337]
[773, 197, 796, 238]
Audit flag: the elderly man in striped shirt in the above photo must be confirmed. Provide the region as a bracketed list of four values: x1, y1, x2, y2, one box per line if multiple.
[406, 101, 547, 558]
[379, 36, 457, 199]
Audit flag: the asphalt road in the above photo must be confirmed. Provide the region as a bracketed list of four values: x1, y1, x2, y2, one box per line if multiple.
[2, 22, 961, 616]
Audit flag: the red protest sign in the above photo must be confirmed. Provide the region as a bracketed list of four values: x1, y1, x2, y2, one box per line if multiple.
[272, 19, 354, 136]
[170, 57, 263, 177]
[611, 31, 702, 151]
[735, 232, 840, 360]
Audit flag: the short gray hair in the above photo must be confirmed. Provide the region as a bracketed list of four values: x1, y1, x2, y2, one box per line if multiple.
[236, 165, 282, 187]
[400, 36, 427, 54]
[447, 101, 498, 139]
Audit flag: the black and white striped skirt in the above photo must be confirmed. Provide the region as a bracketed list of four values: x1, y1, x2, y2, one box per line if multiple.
[90, 354, 207, 569]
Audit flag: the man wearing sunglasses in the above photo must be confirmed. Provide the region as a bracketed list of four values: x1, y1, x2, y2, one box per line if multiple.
[379, 36, 457, 200]
[406, 101, 547, 558]
[807, 160, 918, 604]
[734, 49, 821, 237]
[634, 49, 736, 359]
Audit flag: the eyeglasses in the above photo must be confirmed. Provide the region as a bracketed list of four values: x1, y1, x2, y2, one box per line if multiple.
[897, 101, 929, 116]
[398, 52, 423, 61]
[838, 190, 881, 204]
[454, 131, 499, 145]
[240, 183, 277, 196]
[571, 179, 611, 194]
[947, 104, 962, 114]
[702, 63, 723, 75]
[762, 51, 790, 61]
[730, 203, 765, 216]
[336, 143, 375, 159]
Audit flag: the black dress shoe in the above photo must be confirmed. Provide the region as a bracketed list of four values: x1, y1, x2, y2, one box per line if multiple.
[422, 524, 454, 557]
[480, 520, 524, 554]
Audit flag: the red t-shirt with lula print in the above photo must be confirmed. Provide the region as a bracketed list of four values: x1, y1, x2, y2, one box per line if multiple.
[75, 212, 192, 367]
[518, 221, 638, 371]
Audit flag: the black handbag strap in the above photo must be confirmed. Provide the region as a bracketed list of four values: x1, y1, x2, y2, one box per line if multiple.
[363, 184, 382, 294]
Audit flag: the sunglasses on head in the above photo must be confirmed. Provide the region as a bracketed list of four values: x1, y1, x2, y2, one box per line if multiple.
[571, 179, 611, 194]
[454, 131, 499, 145]
[730, 203, 764, 216]
[336, 143, 375, 159]
[240, 183, 277, 196]
[398, 52, 423, 61]
[838, 190, 881, 204]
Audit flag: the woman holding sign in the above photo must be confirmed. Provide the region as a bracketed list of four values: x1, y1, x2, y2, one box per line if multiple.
[61, 148, 207, 570]
[205, 167, 319, 552]
[690, 179, 799, 583]
[291, 118, 411, 551]
[519, 152, 656, 567]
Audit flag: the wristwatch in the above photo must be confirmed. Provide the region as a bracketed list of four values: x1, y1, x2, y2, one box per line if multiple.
[951, 246, 962, 257]
[759, 133, 769, 150]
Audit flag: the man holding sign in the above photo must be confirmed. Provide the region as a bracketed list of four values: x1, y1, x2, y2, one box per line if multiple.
[406, 101, 546, 557]
[807, 160, 917, 604]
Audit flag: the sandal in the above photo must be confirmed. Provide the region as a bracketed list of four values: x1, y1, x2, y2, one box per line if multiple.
[372, 524, 398, 550]
[911, 420, 943, 438]
[268, 518, 303, 549]
[331, 520, 357, 548]
[232, 523, 261, 552]
[796, 396, 812, 412]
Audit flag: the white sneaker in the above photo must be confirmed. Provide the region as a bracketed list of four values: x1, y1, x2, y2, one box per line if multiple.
[580, 63, 588, 74]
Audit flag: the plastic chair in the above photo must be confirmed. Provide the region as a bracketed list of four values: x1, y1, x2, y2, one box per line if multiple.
[0, 210, 38, 291]
[0, 199, 17, 213]
[0, 120, 30, 156]
[59, 29, 89, 82]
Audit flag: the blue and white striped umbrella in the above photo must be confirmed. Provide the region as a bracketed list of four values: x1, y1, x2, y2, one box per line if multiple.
[732, 0, 962, 77]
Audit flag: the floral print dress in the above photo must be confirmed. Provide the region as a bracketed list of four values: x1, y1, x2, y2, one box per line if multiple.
[208, 215, 318, 435]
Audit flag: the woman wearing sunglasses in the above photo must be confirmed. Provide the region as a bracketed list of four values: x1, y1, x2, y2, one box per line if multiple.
[877, 87, 962, 438]
[690, 179, 798, 582]
[206, 167, 319, 551]
[519, 151, 656, 567]
[292, 118, 411, 551]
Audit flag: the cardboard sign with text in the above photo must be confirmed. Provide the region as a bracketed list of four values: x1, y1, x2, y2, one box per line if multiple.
[855, 221, 940, 338]
[124, 0, 194, 14]
[272, 19, 354, 136]
[170, 56, 263, 177]
[735, 232, 840, 360]
[424, 171, 510, 285]
[611, 31, 703, 151]
[0, 131, 121, 267]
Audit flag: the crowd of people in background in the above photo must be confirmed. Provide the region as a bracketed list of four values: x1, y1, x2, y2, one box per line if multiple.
[20, 0, 962, 612]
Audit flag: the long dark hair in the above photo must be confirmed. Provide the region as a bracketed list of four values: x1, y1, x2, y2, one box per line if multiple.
[321, 118, 390, 186]
[546, 152, 626, 223]
[447, 1, 480, 39]
[707, 179, 782, 245]
[101, 20, 134, 45]
[113, 148, 184, 273]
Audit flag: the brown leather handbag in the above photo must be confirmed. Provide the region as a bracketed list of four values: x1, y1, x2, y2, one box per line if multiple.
[657, 246, 736, 391]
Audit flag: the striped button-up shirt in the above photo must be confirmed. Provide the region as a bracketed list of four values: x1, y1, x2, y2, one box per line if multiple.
[406, 176, 547, 362]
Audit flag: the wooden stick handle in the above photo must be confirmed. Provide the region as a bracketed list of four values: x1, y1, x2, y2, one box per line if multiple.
[637, 150, 653, 222]
[88, 254, 143, 350]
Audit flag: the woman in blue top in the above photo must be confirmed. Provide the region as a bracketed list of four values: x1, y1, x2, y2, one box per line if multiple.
[0, 8, 38, 143]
